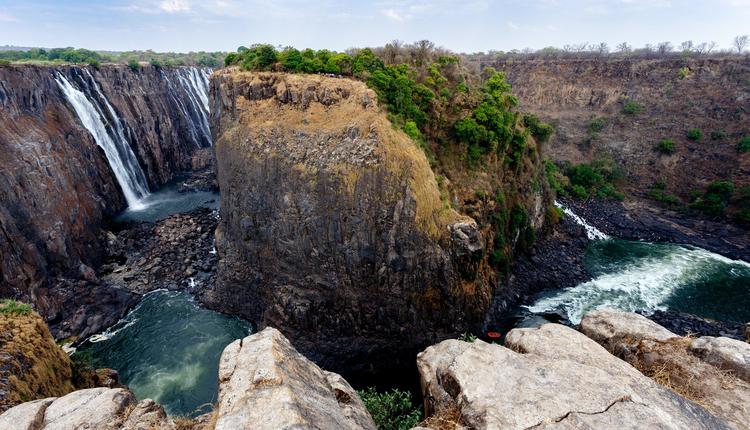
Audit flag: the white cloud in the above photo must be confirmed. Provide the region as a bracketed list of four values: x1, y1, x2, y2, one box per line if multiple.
[382, 8, 405, 22]
[159, 0, 191, 13]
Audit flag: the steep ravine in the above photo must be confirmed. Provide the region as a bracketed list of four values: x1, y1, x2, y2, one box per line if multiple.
[0, 64, 212, 338]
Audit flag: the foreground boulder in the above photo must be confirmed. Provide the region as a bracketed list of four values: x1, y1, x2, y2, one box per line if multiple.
[216, 327, 375, 430]
[581, 309, 750, 429]
[1, 327, 374, 430]
[417, 323, 730, 429]
[0, 387, 174, 430]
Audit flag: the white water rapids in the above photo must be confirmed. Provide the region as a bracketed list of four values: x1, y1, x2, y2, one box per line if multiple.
[528, 201, 750, 323]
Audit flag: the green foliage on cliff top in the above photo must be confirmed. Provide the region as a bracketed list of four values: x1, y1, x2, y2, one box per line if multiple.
[0, 299, 32, 315]
[358, 387, 422, 430]
[0, 47, 223, 67]
[548, 157, 624, 201]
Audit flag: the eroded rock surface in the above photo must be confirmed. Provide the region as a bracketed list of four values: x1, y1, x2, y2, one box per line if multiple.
[581, 309, 750, 429]
[215, 327, 375, 430]
[417, 323, 730, 429]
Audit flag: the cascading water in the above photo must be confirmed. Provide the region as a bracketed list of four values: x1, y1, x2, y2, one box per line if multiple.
[166, 68, 212, 147]
[527, 202, 750, 324]
[56, 72, 150, 209]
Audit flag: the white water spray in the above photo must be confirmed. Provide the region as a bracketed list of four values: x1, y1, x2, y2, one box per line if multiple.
[56, 73, 150, 209]
[555, 200, 609, 240]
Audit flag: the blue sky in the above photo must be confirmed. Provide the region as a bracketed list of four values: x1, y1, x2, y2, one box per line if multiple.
[0, 0, 748, 53]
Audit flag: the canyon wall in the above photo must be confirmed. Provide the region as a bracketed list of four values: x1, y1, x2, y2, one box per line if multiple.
[490, 57, 750, 198]
[204, 70, 550, 377]
[0, 64, 211, 324]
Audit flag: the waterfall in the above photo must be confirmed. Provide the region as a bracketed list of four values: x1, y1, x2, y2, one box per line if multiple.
[554, 200, 609, 240]
[56, 73, 150, 209]
[167, 67, 212, 146]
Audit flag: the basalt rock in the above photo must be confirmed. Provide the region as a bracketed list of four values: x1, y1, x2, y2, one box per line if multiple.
[0, 64, 212, 337]
[204, 70, 506, 375]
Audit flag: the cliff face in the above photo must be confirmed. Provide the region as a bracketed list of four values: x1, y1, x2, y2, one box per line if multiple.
[0, 64, 211, 329]
[491, 58, 750, 197]
[205, 70, 501, 374]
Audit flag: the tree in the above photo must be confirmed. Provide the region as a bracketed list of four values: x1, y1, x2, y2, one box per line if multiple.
[734, 35, 749, 53]
[657, 41, 673, 56]
[616, 42, 632, 54]
[596, 42, 609, 55]
[127, 59, 140, 72]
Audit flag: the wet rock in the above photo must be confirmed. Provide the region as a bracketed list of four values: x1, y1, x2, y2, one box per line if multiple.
[417, 323, 729, 429]
[215, 327, 375, 430]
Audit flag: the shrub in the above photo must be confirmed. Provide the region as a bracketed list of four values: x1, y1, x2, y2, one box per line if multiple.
[87, 59, 100, 69]
[622, 101, 643, 115]
[458, 332, 477, 342]
[565, 157, 624, 200]
[654, 139, 676, 155]
[402, 120, 421, 140]
[689, 180, 734, 217]
[710, 129, 726, 141]
[127, 60, 140, 72]
[588, 117, 606, 133]
[0, 59, 10, 67]
[678, 67, 691, 80]
[648, 182, 682, 206]
[686, 128, 702, 141]
[546, 204, 564, 225]
[523, 114, 554, 143]
[738, 136, 750, 153]
[149, 58, 162, 69]
[0, 299, 32, 315]
[357, 388, 422, 430]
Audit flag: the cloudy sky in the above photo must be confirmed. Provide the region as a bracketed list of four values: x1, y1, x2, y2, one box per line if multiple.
[1, 0, 748, 53]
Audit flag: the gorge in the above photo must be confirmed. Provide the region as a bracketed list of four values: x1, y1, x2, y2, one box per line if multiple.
[1, 51, 748, 429]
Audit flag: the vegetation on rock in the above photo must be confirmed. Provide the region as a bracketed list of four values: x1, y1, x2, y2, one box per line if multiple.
[654, 139, 676, 155]
[357, 387, 422, 430]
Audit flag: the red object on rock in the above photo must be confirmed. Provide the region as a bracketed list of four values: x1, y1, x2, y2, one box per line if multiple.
[487, 331, 502, 339]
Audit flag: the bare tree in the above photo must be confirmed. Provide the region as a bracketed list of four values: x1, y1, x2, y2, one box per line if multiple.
[657, 41, 673, 55]
[679, 40, 694, 52]
[382, 40, 403, 65]
[413, 39, 435, 67]
[734, 35, 749, 53]
[596, 42, 609, 55]
[706, 41, 718, 54]
[616, 42, 632, 54]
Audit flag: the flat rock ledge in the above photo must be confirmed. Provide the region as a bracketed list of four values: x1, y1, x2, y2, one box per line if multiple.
[0, 327, 375, 430]
[417, 322, 733, 429]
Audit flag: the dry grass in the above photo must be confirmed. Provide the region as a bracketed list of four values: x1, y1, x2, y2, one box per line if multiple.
[417, 405, 463, 430]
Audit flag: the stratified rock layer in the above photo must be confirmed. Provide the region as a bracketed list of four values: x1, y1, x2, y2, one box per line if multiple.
[205, 70, 492, 374]
[417, 323, 731, 429]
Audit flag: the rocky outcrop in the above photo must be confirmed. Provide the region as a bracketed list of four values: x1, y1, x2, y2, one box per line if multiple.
[581, 309, 750, 429]
[216, 327, 375, 429]
[417, 323, 731, 429]
[0, 305, 74, 412]
[204, 70, 505, 375]
[1, 327, 373, 430]
[0, 64, 211, 337]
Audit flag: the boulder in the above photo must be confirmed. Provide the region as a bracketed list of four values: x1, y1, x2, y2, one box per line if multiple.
[0, 388, 174, 430]
[215, 327, 375, 430]
[579, 309, 750, 429]
[690, 336, 750, 383]
[417, 323, 730, 429]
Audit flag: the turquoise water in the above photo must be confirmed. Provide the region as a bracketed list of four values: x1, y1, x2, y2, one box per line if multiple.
[528, 238, 750, 324]
[116, 179, 219, 223]
[75, 291, 251, 417]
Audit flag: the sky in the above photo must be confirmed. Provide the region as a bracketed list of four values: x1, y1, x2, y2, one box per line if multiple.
[0, 0, 749, 53]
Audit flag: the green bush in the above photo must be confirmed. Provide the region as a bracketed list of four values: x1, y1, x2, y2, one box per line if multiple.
[622, 101, 643, 115]
[654, 139, 676, 155]
[0, 59, 11, 67]
[710, 129, 726, 141]
[564, 157, 624, 200]
[686, 128, 702, 141]
[647, 182, 682, 206]
[127, 60, 140, 72]
[357, 388, 422, 430]
[738, 136, 750, 153]
[149, 58, 162, 69]
[523, 114, 554, 143]
[0, 299, 32, 315]
[689, 180, 734, 217]
[87, 59, 100, 69]
[588, 117, 606, 133]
